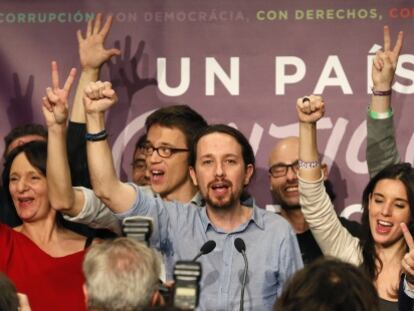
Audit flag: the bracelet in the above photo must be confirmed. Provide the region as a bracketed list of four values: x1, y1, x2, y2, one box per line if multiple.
[298, 160, 320, 169]
[85, 129, 108, 141]
[367, 107, 393, 120]
[371, 87, 392, 96]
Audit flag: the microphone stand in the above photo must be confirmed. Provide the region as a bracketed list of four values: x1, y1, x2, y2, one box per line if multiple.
[240, 250, 248, 311]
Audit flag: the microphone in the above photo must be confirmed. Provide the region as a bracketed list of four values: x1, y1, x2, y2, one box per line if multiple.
[234, 238, 248, 311]
[192, 240, 216, 261]
[173, 240, 215, 309]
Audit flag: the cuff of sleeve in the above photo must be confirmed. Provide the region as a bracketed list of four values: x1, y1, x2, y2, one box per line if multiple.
[403, 276, 414, 299]
[367, 107, 393, 120]
[114, 183, 141, 220]
[297, 171, 325, 184]
[62, 187, 93, 221]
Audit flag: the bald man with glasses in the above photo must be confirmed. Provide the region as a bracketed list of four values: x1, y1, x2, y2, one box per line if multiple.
[268, 137, 361, 264]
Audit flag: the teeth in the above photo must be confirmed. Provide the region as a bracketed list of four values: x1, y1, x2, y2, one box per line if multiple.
[19, 198, 33, 202]
[286, 186, 298, 192]
[212, 183, 228, 189]
[151, 170, 164, 176]
[378, 220, 393, 227]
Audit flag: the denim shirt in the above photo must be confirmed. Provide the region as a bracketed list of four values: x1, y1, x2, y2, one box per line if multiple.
[116, 186, 303, 311]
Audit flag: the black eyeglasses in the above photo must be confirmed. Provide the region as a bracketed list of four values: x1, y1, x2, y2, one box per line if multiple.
[131, 159, 147, 170]
[143, 144, 189, 159]
[268, 161, 299, 178]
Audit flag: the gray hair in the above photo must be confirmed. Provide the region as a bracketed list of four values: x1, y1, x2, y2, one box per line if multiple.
[83, 238, 161, 311]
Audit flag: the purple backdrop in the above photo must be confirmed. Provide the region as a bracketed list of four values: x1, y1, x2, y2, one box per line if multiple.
[1, 0, 414, 219]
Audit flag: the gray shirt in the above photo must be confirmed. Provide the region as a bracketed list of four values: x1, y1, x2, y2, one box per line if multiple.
[116, 185, 303, 311]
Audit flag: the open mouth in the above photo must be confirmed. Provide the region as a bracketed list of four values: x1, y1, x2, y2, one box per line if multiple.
[285, 185, 298, 193]
[210, 181, 231, 195]
[150, 169, 165, 182]
[17, 197, 34, 208]
[376, 219, 393, 234]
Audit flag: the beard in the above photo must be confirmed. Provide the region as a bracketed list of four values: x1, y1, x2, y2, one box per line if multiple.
[205, 192, 238, 211]
[280, 203, 301, 211]
[204, 179, 242, 211]
[271, 188, 300, 211]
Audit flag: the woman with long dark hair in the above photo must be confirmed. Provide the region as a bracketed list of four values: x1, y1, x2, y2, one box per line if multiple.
[296, 95, 414, 310]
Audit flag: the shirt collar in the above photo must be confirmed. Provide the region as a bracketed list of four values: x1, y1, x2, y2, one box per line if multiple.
[199, 203, 265, 233]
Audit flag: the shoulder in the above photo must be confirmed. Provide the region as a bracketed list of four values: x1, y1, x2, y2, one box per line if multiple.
[254, 206, 293, 233]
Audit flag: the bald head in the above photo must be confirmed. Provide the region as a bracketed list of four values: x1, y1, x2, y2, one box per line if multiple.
[268, 137, 299, 168]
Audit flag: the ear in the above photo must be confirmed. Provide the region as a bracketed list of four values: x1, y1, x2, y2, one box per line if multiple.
[321, 163, 329, 181]
[189, 166, 198, 186]
[244, 164, 254, 186]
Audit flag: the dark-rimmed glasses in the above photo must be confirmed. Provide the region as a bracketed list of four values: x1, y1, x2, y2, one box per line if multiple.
[143, 144, 189, 158]
[268, 161, 299, 178]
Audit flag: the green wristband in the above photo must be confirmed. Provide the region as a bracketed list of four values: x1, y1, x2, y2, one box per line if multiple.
[368, 107, 393, 120]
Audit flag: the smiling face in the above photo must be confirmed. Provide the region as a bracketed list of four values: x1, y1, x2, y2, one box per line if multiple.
[368, 178, 411, 248]
[268, 137, 300, 209]
[8, 152, 50, 222]
[132, 147, 150, 186]
[190, 132, 254, 211]
[146, 124, 191, 200]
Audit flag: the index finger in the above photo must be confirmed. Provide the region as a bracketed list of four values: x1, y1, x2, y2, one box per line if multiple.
[383, 25, 391, 52]
[51, 61, 60, 90]
[401, 222, 414, 251]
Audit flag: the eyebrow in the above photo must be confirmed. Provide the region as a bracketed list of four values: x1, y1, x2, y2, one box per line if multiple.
[270, 160, 299, 167]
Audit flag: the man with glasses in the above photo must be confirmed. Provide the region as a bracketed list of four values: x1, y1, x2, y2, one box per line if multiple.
[142, 105, 207, 203]
[268, 137, 361, 264]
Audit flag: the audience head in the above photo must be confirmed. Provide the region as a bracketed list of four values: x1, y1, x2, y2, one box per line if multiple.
[274, 257, 379, 311]
[189, 124, 254, 210]
[143, 105, 207, 199]
[83, 237, 161, 311]
[3, 124, 47, 160]
[360, 162, 414, 279]
[268, 137, 300, 209]
[132, 134, 150, 186]
[0, 273, 19, 311]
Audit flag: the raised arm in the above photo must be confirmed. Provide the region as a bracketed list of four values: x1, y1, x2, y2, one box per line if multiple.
[83, 82, 136, 213]
[71, 13, 120, 123]
[68, 14, 120, 187]
[297, 95, 324, 181]
[42, 61, 85, 216]
[366, 26, 404, 177]
[297, 96, 361, 264]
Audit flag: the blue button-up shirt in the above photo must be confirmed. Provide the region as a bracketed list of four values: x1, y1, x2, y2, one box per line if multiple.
[116, 186, 303, 311]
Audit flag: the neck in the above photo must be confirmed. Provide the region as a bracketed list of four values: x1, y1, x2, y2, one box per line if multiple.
[280, 208, 309, 233]
[18, 212, 60, 245]
[376, 237, 407, 265]
[206, 203, 252, 233]
[162, 178, 198, 203]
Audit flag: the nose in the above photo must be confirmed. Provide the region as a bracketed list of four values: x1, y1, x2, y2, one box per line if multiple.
[381, 202, 392, 216]
[149, 149, 162, 163]
[215, 162, 225, 178]
[286, 166, 298, 181]
[16, 178, 28, 193]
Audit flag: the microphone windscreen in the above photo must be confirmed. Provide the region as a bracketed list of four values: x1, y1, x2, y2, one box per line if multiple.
[234, 238, 246, 253]
[200, 240, 216, 255]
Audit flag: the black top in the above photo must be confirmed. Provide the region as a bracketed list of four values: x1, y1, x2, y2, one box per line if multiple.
[296, 216, 362, 265]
